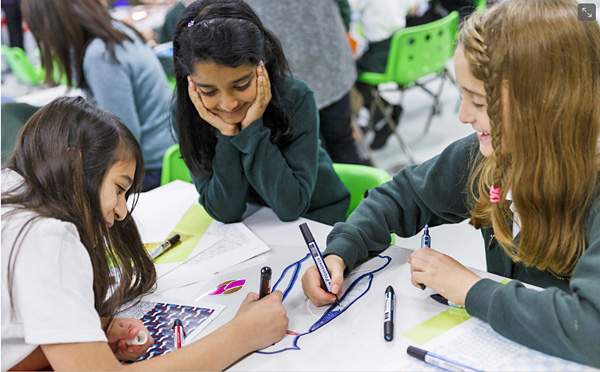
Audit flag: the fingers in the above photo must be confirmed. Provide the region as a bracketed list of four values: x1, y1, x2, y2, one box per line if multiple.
[411, 271, 428, 289]
[242, 292, 259, 305]
[259, 61, 271, 104]
[324, 255, 346, 295]
[187, 76, 203, 112]
[301, 266, 337, 306]
[267, 290, 283, 302]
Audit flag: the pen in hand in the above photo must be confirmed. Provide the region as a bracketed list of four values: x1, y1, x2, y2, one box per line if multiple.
[418, 225, 431, 290]
[259, 266, 272, 299]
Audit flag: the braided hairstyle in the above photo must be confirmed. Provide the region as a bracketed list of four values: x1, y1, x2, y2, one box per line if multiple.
[462, 0, 600, 275]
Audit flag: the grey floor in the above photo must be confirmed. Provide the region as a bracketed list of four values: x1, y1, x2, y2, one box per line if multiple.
[360, 69, 486, 271]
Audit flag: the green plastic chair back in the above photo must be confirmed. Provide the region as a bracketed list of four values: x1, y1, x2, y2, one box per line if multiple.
[474, 0, 487, 11]
[1, 46, 44, 85]
[1, 103, 39, 165]
[333, 163, 391, 217]
[1, 46, 68, 86]
[357, 11, 459, 87]
[160, 144, 392, 218]
[160, 144, 192, 185]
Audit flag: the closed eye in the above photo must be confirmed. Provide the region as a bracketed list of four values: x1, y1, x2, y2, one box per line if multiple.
[234, 81, 251, 91]
[199, 89, 217, 97]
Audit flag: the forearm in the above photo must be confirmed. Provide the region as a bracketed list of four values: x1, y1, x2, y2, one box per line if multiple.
[194, 135, 249, 223]
[466, 279, 600, 367]
[232, 120, 316, 221]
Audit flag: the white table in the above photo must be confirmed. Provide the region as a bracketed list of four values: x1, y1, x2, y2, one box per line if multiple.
[139, 184, 591, 371]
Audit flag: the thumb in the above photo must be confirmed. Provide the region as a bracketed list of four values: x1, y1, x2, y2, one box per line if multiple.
[330, 266, 344, 295]
[107, 324, 130, 343]
[242, 292, 259, 305]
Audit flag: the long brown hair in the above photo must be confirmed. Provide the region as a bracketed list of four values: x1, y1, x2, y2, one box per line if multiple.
[462, 0, 600, 276]
[20, 0, 143, 87]
[2, 97, 156, 317]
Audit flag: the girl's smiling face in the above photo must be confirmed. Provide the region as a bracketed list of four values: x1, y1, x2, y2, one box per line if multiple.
[189, 62, 257, 125]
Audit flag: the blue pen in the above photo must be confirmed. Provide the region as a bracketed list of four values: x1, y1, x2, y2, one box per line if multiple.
[418, 225, 431, 290]
[407, 346, 482, 372]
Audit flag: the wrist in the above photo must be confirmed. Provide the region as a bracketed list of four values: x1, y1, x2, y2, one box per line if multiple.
[224, 318, 255, 354]
[325, 254, 346, 272]
[219, 126, 240, 136]
[458, 273, 481, 305]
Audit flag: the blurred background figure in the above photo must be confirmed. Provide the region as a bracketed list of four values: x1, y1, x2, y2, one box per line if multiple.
[1, 0, 23, 49]
[242, 0, 372, 165]
[20, 0, 175, 191]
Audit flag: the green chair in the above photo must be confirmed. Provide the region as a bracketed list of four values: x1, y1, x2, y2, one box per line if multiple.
[1, 46, 68, 86]
[160, 144, 192, 185]
[357, 11, 459, 162]
[1, 103, 39, 165]
[474, 0, 487, 11]
[160, 144, 391, 217]
[333, 163, 391, 217]
[1, 46, 44, 86]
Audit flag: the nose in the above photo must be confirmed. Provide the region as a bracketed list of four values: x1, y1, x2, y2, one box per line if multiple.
[114, 195, 128, 222]
[219, 94, 239, 112]
[458, 99, 475, 125]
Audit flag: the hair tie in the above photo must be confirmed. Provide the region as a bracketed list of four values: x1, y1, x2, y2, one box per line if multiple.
[187, 20, 195, 28]
[490, 185, 501, 204]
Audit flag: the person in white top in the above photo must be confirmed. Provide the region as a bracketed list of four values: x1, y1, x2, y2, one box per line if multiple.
[1, 96, 288, 371]
[349, 0, 427, 150]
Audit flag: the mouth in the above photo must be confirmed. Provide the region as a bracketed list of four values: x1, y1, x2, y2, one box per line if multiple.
[475, 129, 491, 140]
[217, 104, 246, 116]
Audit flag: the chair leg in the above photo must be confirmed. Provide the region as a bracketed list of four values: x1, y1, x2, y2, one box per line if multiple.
[374, 94, 415, 164]
[423, 73, 447, 135]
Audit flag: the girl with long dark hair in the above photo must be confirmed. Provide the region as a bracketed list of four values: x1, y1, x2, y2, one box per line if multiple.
[21, 0, 175, 190]
[1, 97, 287, 371]
[173, 0, 350, 225]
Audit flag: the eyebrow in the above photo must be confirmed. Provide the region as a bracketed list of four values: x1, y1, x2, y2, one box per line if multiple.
[119, 175, 133, 187]
[194, 72, 254, 88]
[461, 86, 486, 99]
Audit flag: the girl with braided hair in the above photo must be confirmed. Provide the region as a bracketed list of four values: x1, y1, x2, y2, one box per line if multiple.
[302, 0, 600, 366]
[172, 0, 350, 225]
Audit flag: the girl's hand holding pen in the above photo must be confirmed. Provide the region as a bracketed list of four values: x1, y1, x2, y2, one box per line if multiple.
[301, 254, 345, 306]
[408, 248, 481, 306]
[232, 291, 288, 350]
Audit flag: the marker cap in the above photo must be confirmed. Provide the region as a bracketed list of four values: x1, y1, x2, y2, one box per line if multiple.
[407, 346, 427, 361]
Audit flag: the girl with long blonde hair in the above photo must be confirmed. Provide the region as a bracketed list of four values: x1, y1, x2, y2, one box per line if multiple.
[302, 0, 600, 366]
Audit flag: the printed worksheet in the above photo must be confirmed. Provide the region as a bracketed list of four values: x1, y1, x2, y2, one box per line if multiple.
[422, 318, 595, 371]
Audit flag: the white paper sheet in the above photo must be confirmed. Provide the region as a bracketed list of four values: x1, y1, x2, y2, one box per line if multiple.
[156, 221, 270, 292]
[131, 181, 199, 243]
[422, 318, 595, 371]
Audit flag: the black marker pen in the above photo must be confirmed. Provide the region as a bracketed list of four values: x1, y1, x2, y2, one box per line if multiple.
[384, 285, 395, 341]
[259, 266, 271, 299]
[299, 222, 333, 293]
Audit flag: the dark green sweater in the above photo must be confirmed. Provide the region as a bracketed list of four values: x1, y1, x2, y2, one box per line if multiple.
[192, 79, 349, 226]
[324, 134, 600, 367]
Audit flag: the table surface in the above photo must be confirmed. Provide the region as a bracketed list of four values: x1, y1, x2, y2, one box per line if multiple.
[139, 182, 589, 371]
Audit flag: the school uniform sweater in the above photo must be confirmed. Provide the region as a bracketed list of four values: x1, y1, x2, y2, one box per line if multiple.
[191, 78, 350, 226]
[83, 22, 175, 171]
[324, 134, 600, 367]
